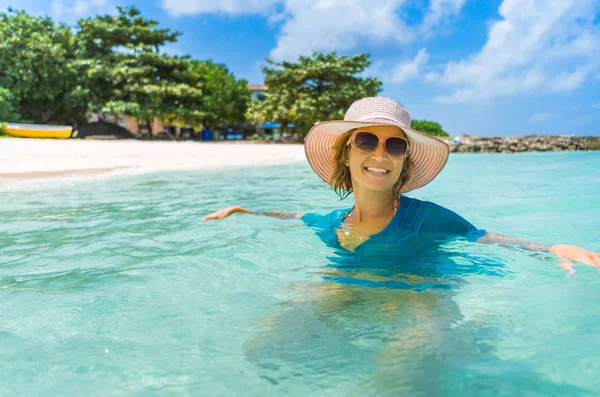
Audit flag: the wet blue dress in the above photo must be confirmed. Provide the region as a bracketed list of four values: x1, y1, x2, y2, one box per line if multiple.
[301, 196, 485, 251]
[301, 196, 493, 289]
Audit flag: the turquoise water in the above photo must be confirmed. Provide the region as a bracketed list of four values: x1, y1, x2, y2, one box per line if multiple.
[1, 151, 599, 396]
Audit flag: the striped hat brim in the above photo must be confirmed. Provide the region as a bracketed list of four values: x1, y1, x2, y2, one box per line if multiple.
[304, 120, 449, 193]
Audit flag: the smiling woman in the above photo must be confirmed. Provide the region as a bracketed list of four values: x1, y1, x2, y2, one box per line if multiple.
[204, 97, 600, 272]
[329, 126, 414, 200]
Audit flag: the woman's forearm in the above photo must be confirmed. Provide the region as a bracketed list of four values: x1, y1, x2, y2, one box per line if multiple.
[250, 211, 304, 219]
[477, 232, 550, 252]
[478, 233, 600, 273]
[203, 206, 303, 221]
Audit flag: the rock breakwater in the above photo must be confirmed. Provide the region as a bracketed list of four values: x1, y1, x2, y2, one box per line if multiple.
[446, 136, 599, 153]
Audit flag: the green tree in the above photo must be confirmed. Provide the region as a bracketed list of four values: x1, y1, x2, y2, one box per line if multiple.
[190, 60, 251, 130]
[250, 51, 382, 135]
[77, 6, 203, 134]
[100, 53, 205, 133]
[0, 87, 20, 123]
[0, 9, 90, 124]
[411, 120, 449, 137]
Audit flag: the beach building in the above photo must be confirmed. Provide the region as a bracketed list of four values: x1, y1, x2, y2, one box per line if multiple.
[249, 84, 266, 102]
[87, 112, 184, 139]
[248, 83, 297, 139]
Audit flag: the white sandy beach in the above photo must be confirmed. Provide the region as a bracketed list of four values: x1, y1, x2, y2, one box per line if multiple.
[0, 139, 307, 184]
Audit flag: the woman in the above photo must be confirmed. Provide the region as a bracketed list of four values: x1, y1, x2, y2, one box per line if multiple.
[204, 97, 599, 274]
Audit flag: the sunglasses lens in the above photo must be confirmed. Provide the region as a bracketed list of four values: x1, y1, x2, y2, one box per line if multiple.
[354, 132, 379, 152]
[385, 137, 408, 158]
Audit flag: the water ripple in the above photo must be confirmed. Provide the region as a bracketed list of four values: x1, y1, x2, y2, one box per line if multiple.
[1, 155, 599, 396]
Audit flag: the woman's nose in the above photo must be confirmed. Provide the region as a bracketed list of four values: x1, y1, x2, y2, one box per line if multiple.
[372, 141, 388, 158]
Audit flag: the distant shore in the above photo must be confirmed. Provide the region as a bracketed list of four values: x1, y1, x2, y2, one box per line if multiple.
[0, 139, 306, 185]
[1, 137, 598, 185]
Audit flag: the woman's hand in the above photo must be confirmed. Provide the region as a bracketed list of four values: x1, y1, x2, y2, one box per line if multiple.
[202, 206, 252, 221]
[478, 233, 600, 275]
[549, 244, 600, 275]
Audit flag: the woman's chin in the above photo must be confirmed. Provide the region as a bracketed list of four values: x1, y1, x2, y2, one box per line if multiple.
[356, 180, 395, 193]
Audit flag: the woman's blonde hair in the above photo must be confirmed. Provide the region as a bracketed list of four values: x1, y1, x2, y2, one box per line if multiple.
[329, 130, 414, 199]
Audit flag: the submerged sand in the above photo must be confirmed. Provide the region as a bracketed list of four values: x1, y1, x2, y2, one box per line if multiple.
[0, 139, 306, 184]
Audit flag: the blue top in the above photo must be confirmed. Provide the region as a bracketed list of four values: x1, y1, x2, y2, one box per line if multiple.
[301, 196, 485, 252]
[301, 196, 492, 289]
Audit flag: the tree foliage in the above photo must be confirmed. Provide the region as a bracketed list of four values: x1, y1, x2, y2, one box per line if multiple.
[250, 51, 382, 135]
[411, 119, 449, 137]
[0, 9, 89, 124]
[0, 6, 294, 136]
[0, 87, 20, 123]
[77, 6, 204, 134]
[190, 60, 251, 130]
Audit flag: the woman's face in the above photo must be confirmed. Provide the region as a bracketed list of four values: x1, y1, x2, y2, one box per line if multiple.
[347, 125, 406, 194]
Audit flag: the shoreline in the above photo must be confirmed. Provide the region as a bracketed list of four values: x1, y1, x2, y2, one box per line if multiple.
[0, 167, 132, 183]
[1, 138, 598, 185]
[0, 139, 306, 185]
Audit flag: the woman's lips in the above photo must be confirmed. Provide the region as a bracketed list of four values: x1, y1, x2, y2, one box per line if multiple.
[364, 166, 390, 177]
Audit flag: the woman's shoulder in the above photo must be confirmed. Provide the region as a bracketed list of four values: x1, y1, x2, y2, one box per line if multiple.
[400, 196, 484, 239]
[401, 196, 451, 214]
[301, 208, 349, 228]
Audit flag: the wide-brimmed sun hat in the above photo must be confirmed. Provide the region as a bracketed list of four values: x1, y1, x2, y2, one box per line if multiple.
[304, 96, 449, 193]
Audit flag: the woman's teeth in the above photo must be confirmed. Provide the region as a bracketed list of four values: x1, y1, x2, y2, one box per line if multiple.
[365, 167, 389, 174]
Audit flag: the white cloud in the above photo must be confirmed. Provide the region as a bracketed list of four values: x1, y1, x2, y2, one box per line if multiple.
[160, 0, 466, 62]
[420, 0, 467, 34]
[160, 0, 279, 15]
[550, 66, 591, 92]
[269, 0, 411, 61]
[592, 102, 600, 109]
[530, 112, 555, 123]
[389, 48, 429, 83]
[427, 0, 600, 104]
[433, 69, 545, 104]
[51, 0, 113, 20]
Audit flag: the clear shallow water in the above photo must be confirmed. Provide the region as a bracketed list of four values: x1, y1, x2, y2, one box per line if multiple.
[1, 152, 599, 396]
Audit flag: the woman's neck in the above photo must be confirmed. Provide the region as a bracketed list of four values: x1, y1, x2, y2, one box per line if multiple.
[350, 188, 396, 222]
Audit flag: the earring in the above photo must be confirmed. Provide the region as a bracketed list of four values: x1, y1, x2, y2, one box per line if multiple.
[345, 161, 349, 167]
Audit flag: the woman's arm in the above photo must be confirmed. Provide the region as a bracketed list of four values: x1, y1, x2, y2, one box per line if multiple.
[476, 233, 550, 251]
[478, 232, 600, 274]
[202, 206, 304, 221]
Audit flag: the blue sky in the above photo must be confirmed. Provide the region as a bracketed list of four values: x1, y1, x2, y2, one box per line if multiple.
[2, 0, 599, 136]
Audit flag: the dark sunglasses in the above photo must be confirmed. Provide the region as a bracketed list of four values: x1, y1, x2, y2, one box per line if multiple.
[347, 131, 410, 159]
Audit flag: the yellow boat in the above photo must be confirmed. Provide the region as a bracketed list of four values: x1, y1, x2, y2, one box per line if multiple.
[4, 123, 72, 139]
